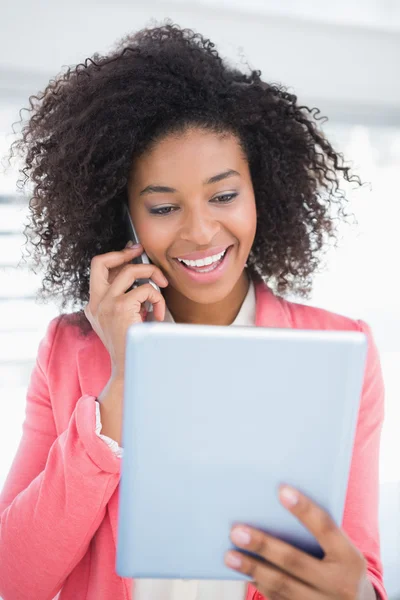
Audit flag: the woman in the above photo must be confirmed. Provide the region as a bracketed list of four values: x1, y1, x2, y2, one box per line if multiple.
[0, 23, 386, 600]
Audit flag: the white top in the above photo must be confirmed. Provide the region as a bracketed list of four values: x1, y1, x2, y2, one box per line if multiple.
[95, 279, 256, 600]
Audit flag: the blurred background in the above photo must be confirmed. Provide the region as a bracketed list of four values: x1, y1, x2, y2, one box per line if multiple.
[0, 0, 399, 597]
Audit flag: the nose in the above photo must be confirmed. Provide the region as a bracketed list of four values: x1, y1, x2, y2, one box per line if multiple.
[180, 206, 221, 246]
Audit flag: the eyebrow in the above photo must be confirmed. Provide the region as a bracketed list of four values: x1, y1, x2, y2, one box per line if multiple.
[138, 169, 240, 196]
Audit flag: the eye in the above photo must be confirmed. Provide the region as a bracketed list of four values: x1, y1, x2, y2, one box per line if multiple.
[211, 193, 238, 204]
[149, 206, 177, 216]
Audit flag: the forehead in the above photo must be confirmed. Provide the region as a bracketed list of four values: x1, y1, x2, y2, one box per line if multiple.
[130, 128, 247, 187]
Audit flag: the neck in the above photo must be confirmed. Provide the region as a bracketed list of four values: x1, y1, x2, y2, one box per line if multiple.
[164, 272, 250, 326]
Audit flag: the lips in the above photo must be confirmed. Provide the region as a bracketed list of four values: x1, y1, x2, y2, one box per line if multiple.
[178, 249, 227, 272]
[174, 245, 231, 262]
[177, 248, 227, 270]
[173, 245, 233, 284]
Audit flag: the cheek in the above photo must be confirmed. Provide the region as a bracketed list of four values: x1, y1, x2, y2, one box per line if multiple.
[138, 223, 172, 264]
[230, 198, 257, 248]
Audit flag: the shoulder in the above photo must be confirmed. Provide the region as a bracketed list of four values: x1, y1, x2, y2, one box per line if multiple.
[278, 295, 383, 407]
[38, 311, 95, 369]
[280, 296, 380, 367]
[44, 311, 93, 343]
[255, 281, 365, 333]
[280, 296, 364, 333]
[257, 283, 380, 380]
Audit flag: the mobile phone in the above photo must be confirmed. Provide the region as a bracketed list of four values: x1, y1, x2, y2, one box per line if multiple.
[122, 203, 160, 313]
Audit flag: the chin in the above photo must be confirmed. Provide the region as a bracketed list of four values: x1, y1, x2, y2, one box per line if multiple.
[180, 275, 246, 305]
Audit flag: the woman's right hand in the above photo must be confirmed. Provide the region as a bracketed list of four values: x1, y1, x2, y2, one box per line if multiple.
[84, 243, 168, 445]
[84, 242, 168, 380]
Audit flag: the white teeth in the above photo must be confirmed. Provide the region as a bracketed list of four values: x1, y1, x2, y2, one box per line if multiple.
[178, 249, 226, 268]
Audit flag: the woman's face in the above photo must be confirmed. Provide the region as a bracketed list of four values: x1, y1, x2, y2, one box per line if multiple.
[127, 127, 257, 306]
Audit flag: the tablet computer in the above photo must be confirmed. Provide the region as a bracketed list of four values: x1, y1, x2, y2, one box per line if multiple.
[116, 322, 367, 580]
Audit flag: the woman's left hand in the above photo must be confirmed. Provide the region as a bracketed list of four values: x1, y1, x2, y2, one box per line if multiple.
[225, 485, 376, 600]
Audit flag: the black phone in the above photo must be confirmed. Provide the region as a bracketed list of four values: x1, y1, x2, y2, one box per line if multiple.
[122, 203, 160, 312]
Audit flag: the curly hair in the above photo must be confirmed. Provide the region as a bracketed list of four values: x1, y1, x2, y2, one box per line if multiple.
[9, 22, 360, 335]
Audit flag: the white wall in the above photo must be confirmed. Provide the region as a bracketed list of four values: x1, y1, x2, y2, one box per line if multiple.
[1, 0, 400, 124]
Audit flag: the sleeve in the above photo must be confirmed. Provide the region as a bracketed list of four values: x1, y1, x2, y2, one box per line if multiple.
[244, 319, 387, 600]
[340, 320, 387, 600]
[95, 400, 124, 458]
[0, 317, 121, 600]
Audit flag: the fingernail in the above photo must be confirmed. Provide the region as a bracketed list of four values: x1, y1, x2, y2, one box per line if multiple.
[125, 240, 134, 248]
[279, 486, 299, 507]
[225, 552, 242, 568]
[231, 527, 251, 546]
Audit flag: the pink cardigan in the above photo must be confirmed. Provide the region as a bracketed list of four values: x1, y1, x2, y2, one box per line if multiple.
[0, 282, 387, 600]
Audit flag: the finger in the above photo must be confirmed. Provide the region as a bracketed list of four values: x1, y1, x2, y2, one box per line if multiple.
[124, 284, 166, 322]
[224, 551, 320, 600]
[278, 485, 347, 556]
[89, 245, 144, 303]
[230, 526, 324, 589]
[107, 263, 168, 297]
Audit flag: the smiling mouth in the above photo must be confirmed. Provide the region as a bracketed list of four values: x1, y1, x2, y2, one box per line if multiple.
[174, 246, 232, 273]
